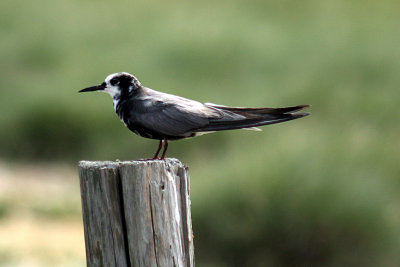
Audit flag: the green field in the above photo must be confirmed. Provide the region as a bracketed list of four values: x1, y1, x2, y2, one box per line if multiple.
[1, 0, 400, 266]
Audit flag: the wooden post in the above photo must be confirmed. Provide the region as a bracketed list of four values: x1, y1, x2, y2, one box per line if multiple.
[78, 158, 194, 267]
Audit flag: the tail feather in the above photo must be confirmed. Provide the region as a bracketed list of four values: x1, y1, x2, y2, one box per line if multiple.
[195, 105, 310, 132]
[205, 103, 310, 115]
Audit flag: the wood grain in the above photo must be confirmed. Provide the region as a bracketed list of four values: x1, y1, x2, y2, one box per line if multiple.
[78, 159, 194, 267]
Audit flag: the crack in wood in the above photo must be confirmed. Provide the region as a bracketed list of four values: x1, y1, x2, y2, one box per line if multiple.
[149, 182, 160, 267]
[98, 177, 118, 267]
[116, 167, 132, 267]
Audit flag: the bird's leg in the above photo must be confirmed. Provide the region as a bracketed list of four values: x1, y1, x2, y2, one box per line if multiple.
[160, 139, 168, 159]
[152, 139, 163, 159]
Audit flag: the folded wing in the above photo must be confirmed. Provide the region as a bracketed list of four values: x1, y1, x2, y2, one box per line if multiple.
[193, 104, 310, 132]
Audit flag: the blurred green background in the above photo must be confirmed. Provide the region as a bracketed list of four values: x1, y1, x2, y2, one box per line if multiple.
[1, 0, 400, 266]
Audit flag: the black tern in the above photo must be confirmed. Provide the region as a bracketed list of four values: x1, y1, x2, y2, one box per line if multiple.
[79, 72, 310, 159]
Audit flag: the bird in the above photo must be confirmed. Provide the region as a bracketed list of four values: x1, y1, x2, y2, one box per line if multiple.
[79, 72, 310, 159]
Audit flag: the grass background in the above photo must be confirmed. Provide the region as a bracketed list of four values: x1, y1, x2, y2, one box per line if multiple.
[1, 0, 400, 266]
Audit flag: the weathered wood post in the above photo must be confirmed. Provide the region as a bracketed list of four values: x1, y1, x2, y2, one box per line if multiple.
[78, 158, 194, 267]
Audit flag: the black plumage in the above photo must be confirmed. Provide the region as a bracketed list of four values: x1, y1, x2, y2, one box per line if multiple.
[79, 72, 310, 159]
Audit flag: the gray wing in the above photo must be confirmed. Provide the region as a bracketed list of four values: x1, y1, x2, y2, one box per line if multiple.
[128, 89, 223, 137]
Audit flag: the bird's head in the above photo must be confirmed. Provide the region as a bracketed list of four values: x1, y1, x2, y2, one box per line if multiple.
[79, 72, 142, 99]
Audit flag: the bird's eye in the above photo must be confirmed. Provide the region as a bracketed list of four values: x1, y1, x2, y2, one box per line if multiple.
[110, 78, 119, 86]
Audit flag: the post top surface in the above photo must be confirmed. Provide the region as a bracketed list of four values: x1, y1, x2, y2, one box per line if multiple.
[78, 158, 185, 169]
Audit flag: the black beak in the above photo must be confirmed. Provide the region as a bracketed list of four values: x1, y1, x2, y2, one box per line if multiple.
[79, 83, 106, 93]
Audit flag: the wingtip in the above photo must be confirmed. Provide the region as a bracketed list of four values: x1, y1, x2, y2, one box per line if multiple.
[292, 105, 311, 116]
[293, 112, 311, 118]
